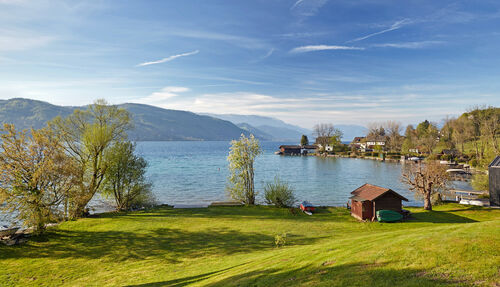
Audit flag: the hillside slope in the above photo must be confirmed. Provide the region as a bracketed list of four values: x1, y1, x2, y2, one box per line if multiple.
[0, 98, 250, 141]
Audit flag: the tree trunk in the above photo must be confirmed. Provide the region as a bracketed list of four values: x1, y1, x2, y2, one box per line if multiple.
[424, 192, 432, 211]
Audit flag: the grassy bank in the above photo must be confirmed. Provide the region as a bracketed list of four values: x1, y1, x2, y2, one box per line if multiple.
[1, 203, 499, 286]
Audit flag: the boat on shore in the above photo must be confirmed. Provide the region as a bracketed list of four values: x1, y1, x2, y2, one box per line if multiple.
[0, 226, 19, 238]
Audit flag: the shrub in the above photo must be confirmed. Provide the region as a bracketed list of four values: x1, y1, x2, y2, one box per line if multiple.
[274, 233, 287, 247]
[264, 177, 296, 208]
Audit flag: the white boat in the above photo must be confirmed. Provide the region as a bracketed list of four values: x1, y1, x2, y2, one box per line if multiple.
[446, 169, 470, 174]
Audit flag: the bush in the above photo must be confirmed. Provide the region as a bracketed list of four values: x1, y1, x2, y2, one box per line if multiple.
[274, 233, 287, 248]
[470, 159, 479, 167]
[264, 177, 296, 208]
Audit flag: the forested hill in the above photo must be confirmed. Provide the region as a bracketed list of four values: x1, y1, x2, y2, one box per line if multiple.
[0, 98, 251, 141]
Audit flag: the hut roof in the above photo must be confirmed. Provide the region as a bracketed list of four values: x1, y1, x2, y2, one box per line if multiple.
[279, 145, 301, 149]
[489, 156, 500, 168]
[350, 183, 408, 202]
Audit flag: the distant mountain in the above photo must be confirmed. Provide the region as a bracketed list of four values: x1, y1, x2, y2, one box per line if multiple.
[204, 113, 367, 142]
[0, 98, 251, 141]
[236, 123, 273, 141]
[0, 98, 73, 130]
[335, 125, 368, 142]
[205, 113, 310, 141]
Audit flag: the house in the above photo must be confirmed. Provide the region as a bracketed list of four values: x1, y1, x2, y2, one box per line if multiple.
[349, 183, 408, 221]
[279, 145, 301, 155]
[314, 136, 335, 151]
[365, 136, 386, 150]
[279, 145, 317, 155]
[349, 137, 365, 149]
[489, 156, 500, 206]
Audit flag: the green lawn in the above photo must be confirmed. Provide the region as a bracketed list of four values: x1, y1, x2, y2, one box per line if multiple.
[1, 203, 499, 286]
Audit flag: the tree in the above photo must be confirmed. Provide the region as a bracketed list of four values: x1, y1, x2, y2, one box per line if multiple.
[450, 117, 467, 153]
[401, 125, 416, 154]
[227, 134, 262, 205]
[300, 135, 309, 146]
[0, 124, 77, 233]
[313, 123, 343, 151]
[385, 121, 403, 152]
[416, 120, 439, 154]
[401, 161, 449, 210]
[264, 176, 296, 208]
[102, 141, 154, 211]
[49, 100, 132, 218]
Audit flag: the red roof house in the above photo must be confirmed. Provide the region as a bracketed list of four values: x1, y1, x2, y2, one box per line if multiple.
[349, 184, 408, 221]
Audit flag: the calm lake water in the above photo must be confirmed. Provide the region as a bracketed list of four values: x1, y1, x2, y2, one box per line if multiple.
[1, 141, 473, 226]
[136, 141, 419, 206]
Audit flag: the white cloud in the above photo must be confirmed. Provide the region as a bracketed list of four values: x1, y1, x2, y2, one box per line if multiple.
[290, 0, 328, 17]
[372, 41, 444, 49]
[130, 86, 499, 128]
[137, 50, 199, 67]
[348, 19, 412, 43]
[133, 86, 190, 103]
[290, 45, 364, 53]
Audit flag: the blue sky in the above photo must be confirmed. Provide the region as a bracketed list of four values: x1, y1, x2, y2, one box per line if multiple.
[0, 0, 499, 128]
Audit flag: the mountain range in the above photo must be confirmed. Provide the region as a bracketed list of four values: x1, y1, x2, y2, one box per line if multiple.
[0, 98, 367, 142]
[0, 98, 248, 141]
[205, 113, 367, 142]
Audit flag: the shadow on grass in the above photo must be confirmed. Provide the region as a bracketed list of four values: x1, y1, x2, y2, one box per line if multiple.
[129, 262, 468, 287]
[117, 206, 352, 223]
[409, 211, 478, 223]
[0, 227, 319, 263]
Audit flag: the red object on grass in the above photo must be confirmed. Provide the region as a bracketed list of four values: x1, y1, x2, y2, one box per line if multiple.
[300, 201, 315, 212]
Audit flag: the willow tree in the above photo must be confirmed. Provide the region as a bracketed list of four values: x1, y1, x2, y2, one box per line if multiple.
[0, 124, 77, 233]
[227, 134, 262, 205]
[49, 100, 132, 218]
[401, 161, 449, 210]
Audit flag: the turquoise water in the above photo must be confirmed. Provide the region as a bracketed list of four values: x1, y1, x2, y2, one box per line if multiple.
[136, 141, 419, 206]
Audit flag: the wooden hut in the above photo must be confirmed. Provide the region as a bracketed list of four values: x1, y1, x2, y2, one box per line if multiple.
[489, 156, 500, 207]
[349, 184, 408, 221]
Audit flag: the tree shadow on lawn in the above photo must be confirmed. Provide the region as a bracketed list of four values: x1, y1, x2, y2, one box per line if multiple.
[0, 227, 319, 263]
[129, 261, 469, 287]
[408, 211, 478, 223]
[117, 206, 351, 223]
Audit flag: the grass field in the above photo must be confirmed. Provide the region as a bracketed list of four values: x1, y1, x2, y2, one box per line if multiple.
[1, 203, 499, 286]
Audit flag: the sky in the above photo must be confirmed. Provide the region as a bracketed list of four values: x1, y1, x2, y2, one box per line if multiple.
[1, 0, 499, 128]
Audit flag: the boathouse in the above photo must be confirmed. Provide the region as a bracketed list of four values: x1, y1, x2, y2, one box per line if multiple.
[489, 156, 500, 206]
[349, 184, 408, 221]
[279, 145, 317, 155]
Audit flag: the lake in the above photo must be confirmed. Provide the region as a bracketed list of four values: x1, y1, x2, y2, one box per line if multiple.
[137, 141, 419, 206]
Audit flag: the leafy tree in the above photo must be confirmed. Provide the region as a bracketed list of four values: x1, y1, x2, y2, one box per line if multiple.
[0, 124, 77, 233]
[49, 100, 132, 218]
[401, 125, 416, 154]
[416, 120, 439, 154]
[264, 176, 296, 208]
[401, 161, 449, 210]
[102, 141, 154, 211]
[227, 134, 262, 205]
[300, 135, 309, 146]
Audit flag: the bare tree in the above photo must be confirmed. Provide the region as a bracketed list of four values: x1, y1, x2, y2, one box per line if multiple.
[401, 161, 449, 210]
[385, 121, 403, 152]
[313, 123, 342, 149]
